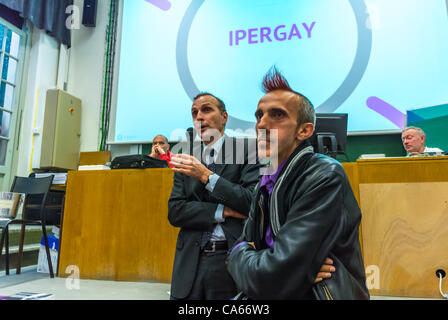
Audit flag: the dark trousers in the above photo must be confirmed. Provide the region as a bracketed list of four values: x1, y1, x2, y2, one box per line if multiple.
[171, 250, 238, 300]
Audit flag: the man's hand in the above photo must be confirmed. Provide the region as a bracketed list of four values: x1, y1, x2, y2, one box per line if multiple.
[314, 258, 336, 283]
[170, 154, 213, 184]
[223, 206, 247, 220]
[150, 145, 166, 158]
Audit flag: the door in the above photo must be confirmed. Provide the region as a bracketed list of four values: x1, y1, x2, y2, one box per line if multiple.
[0, 19, 27, 190]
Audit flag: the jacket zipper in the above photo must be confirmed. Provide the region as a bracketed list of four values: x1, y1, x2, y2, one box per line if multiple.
[322, 283, 334, 300]
[258, 199, 264, 240]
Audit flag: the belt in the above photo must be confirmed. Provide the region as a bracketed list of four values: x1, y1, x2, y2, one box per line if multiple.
[202, 241, 228, 253]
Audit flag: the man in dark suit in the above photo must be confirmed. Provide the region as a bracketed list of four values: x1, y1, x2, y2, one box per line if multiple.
[167, 92, 263, 300]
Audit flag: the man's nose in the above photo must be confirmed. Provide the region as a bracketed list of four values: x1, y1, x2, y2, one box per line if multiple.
[196, 111, 204, 121]
[257, 114, 268, 129]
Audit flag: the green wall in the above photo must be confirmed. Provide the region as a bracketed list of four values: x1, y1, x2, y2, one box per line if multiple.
[143, 133, 406, 163]
[406, 103, 448, 153]
[336, 133, 406, 162]
[410, 115, 448, 153]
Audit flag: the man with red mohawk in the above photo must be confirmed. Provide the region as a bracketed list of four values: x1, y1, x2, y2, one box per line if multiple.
[226, 68, 369, 300]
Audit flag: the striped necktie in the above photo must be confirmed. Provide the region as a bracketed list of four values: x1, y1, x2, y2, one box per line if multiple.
[206, 148, 216, 172]
[200, 148, 216, 248]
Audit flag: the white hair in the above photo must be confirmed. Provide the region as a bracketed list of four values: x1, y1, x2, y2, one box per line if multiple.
[402, 126, 425, 136]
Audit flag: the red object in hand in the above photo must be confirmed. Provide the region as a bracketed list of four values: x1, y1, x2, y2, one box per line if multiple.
[158, 150, 174, 168]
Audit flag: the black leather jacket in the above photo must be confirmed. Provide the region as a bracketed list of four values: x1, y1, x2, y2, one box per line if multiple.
[226, 142, 370, 300]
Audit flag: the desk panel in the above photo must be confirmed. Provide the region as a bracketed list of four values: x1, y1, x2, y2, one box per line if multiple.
[58, 169, 178, 283]
[357, 156, 448, 298]
[360, 182, 448, 298]
[357, 156, 448, 183]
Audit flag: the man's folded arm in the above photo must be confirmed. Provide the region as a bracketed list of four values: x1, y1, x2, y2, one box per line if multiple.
[209, 163, 263, 216]
[168, 172, 218, 230]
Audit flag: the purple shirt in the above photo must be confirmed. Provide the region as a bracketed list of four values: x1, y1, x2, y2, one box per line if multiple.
[230, 158, 288, 253]
[259, 159, 288, 248]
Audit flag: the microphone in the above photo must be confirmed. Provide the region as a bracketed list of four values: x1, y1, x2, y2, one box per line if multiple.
[186, 127, 194, 142]
[186, 127, 196, 155]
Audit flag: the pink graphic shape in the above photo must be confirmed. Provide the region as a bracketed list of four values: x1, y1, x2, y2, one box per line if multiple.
[366, 96, 406, 129]
[145, 0, 172, 11]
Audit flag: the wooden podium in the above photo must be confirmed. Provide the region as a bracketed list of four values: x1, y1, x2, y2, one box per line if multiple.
[350, 156, 448, 298]
[57, 168, 178, 283]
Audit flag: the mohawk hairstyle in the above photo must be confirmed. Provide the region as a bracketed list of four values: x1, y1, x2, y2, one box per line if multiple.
[261, 66, 316, 127]
[262, 66, 295, 94]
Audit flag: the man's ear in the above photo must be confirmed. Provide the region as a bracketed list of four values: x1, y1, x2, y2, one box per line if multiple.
[222, 111, 228, 126]
[297, 123, 314, 141]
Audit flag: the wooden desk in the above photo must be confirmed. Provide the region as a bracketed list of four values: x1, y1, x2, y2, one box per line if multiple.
[352, 156, 448, 298]
[57, 168, 178, 283]
[58, 157, 448, 298]
[56, 165, 363, 285]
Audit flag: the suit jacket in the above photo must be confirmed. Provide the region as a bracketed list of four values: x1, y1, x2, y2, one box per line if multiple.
[168, 136, 263, 299]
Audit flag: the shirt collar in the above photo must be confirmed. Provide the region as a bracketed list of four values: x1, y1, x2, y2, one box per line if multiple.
[260, 140, 313, 194]
[260, 156, 289, 193]
[203, 134, 225, 163]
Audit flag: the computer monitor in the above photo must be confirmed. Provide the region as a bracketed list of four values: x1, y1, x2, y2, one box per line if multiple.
[309, 113, 348, 159]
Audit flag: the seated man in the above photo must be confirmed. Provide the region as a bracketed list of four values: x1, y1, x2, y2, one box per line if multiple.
[226, 68, 369, 300]
[149, 134, 174, 167]
[401, 126, 444, 156]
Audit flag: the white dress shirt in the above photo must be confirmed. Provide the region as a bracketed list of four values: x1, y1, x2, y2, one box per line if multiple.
[203, 135, 226, 241]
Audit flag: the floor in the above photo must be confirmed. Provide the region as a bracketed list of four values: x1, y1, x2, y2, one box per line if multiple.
[0, 266, 171, 300]
[0, 266, 443, 300]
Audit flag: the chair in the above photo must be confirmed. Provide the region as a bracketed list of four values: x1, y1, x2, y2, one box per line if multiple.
[0, 176, 55, 278]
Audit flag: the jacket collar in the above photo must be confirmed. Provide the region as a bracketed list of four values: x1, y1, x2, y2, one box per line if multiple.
[271, 140, 314, 179]
[268, 140, 315, 237]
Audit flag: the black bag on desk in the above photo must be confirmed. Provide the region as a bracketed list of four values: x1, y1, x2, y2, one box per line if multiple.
[110, 154, 169, 169]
